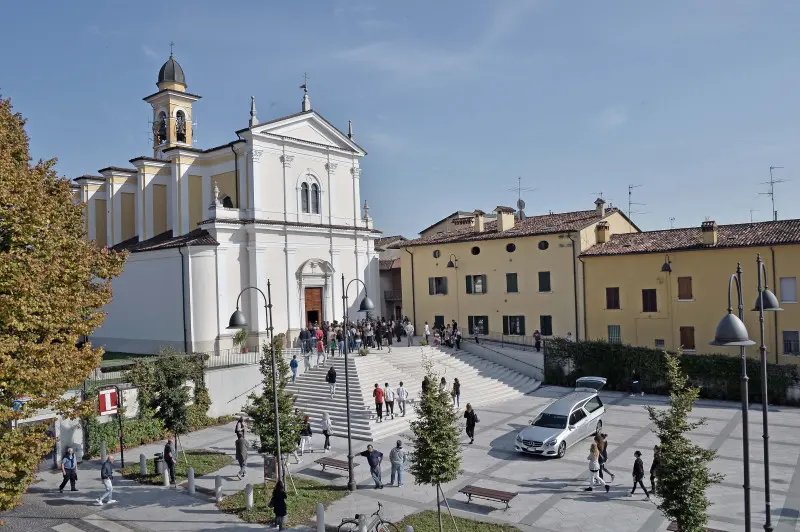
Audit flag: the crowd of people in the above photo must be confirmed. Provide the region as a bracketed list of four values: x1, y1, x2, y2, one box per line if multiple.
[584, 432, 662, 499]
[296, 316, 418, 358]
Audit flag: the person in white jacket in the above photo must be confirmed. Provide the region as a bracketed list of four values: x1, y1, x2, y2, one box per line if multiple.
[396, 382, 408, 417]
[321, 412, 333, 452]
[384, 383, 396, 420]
[585, 442, 609, 492]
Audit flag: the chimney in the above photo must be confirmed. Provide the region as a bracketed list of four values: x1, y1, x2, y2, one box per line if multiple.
[701, 220, 718, 246]
[596, 221, 610, 243]
[495, 206, 516, 232]
[473, 210, 485, 233]
[595, 198, 606, 217]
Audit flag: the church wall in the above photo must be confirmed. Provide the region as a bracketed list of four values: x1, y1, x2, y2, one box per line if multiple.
[152, 184, 168, 235]
[188, 174, 203, 231]
[94, 199, 107, 248]
[211, 171, 237, 209]
[187, 248, 219, 352]
[120, 192, 136, 241]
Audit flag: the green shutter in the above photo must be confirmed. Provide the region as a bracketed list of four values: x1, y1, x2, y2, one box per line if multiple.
[428, 277, 435, 295]
[519, 316, 526, 336]
[441, 277, 448, 294]
[539, 271, 551, 292]
[503, 316, 509, 335]
[468, 316, 474, 334]
[482, 275, 488, 294]
[465, 275, 473, 294]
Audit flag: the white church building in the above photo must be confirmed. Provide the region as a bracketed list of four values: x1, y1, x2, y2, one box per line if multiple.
[73, 54, 381, 354]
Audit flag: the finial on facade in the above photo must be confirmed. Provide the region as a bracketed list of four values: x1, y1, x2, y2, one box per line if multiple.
[249, 95, 258, 127]
[210, 180, 222, 209]
[362, 200, 370, 220]
[300, 72, 311, 112]
[348, 120, 353, 139]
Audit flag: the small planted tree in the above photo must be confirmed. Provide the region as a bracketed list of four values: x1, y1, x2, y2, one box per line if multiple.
[646, 353, 723, 532]
[409, 357, 462, 532]
[244, 334, 302, 477]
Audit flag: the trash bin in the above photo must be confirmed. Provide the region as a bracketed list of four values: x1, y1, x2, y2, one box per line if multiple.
[154, 453, 164, 475]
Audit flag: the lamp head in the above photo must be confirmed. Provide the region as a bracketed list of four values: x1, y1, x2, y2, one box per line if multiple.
[227, 309, 248, 329]
[660, 261, 672, 273]
[446, 260, 455, 268]
[752, 288, 782, 312]
[358, 295, 375, 312]
[709, 312, 755, 346]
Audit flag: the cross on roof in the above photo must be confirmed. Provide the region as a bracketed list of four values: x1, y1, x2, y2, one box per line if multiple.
[170, 41, 175, 56]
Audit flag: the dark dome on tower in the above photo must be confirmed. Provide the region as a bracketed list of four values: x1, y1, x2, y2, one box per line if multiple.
[157, 55, 186, 86]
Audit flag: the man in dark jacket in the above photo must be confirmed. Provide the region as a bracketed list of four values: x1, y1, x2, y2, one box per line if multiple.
[235, 434, 248, 479]
[650, 445, 661, 493]
[359, 444, 384, 489]
[164, 439, 176, 485]
[96, 455, 116, 505]
[631, 450, 650, 499]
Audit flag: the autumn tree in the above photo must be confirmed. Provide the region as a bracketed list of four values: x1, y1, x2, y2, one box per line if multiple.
[647, 353, 723, 531]
[0, 95, 125, 510]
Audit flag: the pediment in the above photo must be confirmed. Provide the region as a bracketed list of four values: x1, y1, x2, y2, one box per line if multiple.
[253, 112, 365, 155]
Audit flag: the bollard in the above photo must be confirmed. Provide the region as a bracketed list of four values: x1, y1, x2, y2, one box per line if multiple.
[316, 503, 325, 532]
[406, 527, 414, 532]
[100, 441, 107, 462]
[214, 475, 223, 503]
[357, 513, 367, 532]
[162, 467, 170, 487]
[139, 454, 147, 476]
[187, 467, 195, 495]
[245, 483, 254, 510]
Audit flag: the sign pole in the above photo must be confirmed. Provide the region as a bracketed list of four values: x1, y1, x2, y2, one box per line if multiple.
[115, 385, 125, 467]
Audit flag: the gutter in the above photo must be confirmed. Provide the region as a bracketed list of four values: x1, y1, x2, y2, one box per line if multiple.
[404, 248, 417, 331]
[567, 233, 580, 340]
[771, 246, 779, 364]
[578, 255, 588, 340]
[178, 247, 189, 353]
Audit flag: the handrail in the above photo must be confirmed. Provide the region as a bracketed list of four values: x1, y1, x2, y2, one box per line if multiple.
[462, 337, 543, 372]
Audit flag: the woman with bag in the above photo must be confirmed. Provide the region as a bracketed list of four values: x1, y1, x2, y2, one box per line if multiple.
[464, 403, 479, 444]
[269, 480, 288, 530]
[321, 412, 333, 452]
[584, 443, 609, 492]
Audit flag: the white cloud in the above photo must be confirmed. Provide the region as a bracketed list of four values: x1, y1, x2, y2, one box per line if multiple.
[594, 106, 629, 130]
[142, 45, 159, 61]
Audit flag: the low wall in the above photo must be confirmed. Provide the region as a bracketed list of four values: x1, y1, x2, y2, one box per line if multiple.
[461, 340, 544, 381]
[205, 364, 264, 418]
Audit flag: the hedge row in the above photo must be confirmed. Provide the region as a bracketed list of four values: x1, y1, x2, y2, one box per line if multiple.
[543, 338, 800, 405]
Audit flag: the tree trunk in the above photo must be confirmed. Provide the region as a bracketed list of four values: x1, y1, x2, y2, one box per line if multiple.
[436, 482, 444, 532]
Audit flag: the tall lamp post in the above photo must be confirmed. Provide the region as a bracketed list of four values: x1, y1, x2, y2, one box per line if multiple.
[227, 280, 283, 481]
[446, 254, 459, 329]
[709, 264, 755, 532]
[341, 274, 375, 491]
[752, 254, 782, 532]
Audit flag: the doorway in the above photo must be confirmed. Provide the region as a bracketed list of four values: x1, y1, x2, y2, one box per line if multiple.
[304, 287, 323, 327]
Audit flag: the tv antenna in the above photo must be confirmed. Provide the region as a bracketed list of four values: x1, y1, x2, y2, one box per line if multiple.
[760, 166, 786, 221]
[508, 176, 535, 218]
[669, 217, 676, 229]
[627, 184, 646, 231]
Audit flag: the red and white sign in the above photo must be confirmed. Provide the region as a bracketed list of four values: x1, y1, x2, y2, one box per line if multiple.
[98, 388, 119, 416]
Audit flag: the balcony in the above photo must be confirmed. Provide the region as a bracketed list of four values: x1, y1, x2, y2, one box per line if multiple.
[384, 290, 402, 301]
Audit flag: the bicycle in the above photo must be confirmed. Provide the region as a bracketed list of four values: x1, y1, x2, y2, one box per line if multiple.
[338, 501, 400, 531]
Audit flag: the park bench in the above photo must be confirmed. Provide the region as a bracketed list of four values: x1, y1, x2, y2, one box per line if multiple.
[459, 484, 518, 509]
[315, 457, 357, 474]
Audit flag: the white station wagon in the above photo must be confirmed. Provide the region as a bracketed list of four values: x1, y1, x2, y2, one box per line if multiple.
[515, 376, 607, 458]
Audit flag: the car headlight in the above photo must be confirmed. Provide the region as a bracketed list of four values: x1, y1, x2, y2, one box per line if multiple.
[515, 434, 522, 442]
[544, 438, 557, 447]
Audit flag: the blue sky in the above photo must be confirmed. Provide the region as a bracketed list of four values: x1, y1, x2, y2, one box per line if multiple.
[3, 1, 800, 237]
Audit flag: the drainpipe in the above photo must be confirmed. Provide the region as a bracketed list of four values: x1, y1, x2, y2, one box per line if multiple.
[229, 143, 240, 208]
[178, 247, 189, 353]
[404, 248, 417, 331]
[567, 233, 580, 340]
[578, 256, 588, 340]
[771, 246, 779, 364]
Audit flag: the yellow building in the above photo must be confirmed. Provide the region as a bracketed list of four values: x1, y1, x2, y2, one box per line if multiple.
[400, 201, 637, 339]
[581, 219, 800, 365]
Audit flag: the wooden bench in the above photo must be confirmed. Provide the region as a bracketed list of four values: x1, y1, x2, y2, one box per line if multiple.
[459, 485, 518, 509]
[315, 457, 358, 474]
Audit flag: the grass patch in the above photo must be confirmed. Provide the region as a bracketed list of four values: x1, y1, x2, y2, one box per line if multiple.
[219, 477, 349, 528]
[120, 449, 231, 485]
[100, 351, 156, 365]
[397, 510, 522, 531]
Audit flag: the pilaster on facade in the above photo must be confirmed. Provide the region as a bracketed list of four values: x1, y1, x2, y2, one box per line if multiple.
[136, 169, 146, 240]
[285, 246, 298, 334]
[350, 166, 361, 227]
[325, 162, 338, 174]
[330, 249, 340, 323]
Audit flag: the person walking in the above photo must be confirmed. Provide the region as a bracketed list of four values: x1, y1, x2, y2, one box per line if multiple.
[439, 376, 447, 392]
[359, 444, 384, 489]
[455, 327, 462, 350]
[269, 480, 288, 530]
[451, 378, 461, 408]
[405, 321, 415, 346]
[594, 433, 616, 482]
[58, 447, 79, 492]
[95, 455, 116, 505]
[235, 433, 248, 479]
[464, 403, 479, 444]
[396, 382, 408, 417]
[316, 335, 325, 366]
[164, 438, 176, 485]
[290, 355, 299, 383]
[326, 366, 337, 398]
[375, 322, 383, 351]
[389, 440, 407, 487]
[235, 416, 246, 439]
[630, 450, 650, 499]
[384, 382, 395, 420]
[299, 416, 313, 455]
[584, 443, 609, 492]
[650, 445, 661, 493]
[533, 330, 542, 352]
[373, 383, 384, 422]
[424, 321, 430, 344]
[321, 413, 333, 452]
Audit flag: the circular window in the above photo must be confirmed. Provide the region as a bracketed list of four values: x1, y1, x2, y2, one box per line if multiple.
[538, 240, 549, 250]
[506, 243, 516, 253]
[433, 250, 441, 259]
[471, 246, 481, 255]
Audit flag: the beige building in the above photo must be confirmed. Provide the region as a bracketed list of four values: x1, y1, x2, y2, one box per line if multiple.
[418, 210, 498, 238]
[400, 200, 637, 339]
[375, 235, 407, 320]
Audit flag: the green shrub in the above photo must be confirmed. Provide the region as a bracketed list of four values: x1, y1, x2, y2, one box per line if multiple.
[358, 347, 369, 356]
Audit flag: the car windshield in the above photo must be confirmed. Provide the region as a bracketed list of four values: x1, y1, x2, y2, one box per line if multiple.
[532, 413, 568, 429]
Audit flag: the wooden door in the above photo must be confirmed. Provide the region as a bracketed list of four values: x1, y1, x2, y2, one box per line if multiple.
[304, 287, 323, 327]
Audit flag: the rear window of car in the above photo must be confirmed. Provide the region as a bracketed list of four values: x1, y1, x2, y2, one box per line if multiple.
[584, 396, 603, 413]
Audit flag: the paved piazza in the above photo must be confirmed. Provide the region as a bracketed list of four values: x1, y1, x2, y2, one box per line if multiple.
[306, 385, 800, 532]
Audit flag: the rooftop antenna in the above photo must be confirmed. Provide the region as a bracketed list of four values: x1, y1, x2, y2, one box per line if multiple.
[760, 166, 786, 221]
[507, 176, 535, 219]
[669, 217, 675, 229]
[627, 184, 645, 232]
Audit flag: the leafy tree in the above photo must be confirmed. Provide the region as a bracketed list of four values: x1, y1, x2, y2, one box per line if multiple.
[244, 334, 302, 476]
[0, 95, 125, 509]
[409, 357, 462, 532]
[646, 352, 723, 531]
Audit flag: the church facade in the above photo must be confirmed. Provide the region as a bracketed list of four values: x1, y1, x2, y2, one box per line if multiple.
[73, 55, 381, 354]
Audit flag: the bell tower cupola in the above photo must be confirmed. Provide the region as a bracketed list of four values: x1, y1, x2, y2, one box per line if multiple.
[144, 49, 201, 158]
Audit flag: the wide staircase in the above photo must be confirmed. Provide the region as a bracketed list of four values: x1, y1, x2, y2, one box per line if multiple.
[287, 343, 540, 442]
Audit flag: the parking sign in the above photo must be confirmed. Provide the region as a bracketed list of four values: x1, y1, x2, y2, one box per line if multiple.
[98, 388, 119, 416]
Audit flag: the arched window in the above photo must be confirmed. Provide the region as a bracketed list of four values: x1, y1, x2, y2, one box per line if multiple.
[156, 112, 167, 144]
[175, 110, 187, 143]
[300, 182, 309, 213]
[311, 183, 320, 214]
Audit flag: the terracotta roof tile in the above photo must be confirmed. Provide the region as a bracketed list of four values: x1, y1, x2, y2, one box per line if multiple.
[403, 208, 617, 247]
[111, 228, 219, 253]
[375, 235, 407, 250]
[581, 219, 800, 256]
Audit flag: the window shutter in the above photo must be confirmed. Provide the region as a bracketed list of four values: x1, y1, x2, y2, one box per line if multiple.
[482, 316, 489, 334]
[519, 316, 526, 336]
[465, 276, 473, 294]
[539, 271, 551, 292]
[680, 326, 696, 350]
[503, 316, 509, 335]
[678, 277, 693, 300]
[428, 277, 435, 295]
[468, 316, 474, 334]
[441, 277, 448, 295]
[482, 275, 487, 294]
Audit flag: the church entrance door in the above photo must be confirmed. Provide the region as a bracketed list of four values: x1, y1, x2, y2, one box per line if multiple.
[304, 287, 323, 327]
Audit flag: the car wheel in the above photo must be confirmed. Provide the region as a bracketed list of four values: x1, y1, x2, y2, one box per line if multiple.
[595, 420, 603, 434]
[557, 441, 566, 458]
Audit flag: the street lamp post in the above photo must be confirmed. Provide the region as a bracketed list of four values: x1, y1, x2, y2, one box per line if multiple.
[446, 254, 459, 331]
[227, 280, 283, 481]
[752, 254, 782, 532]
[710, 264, 756, 532]
[341, 274, 375, 491]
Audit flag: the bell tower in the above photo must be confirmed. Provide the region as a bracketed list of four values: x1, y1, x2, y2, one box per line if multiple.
[144, 51, 201, 157]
